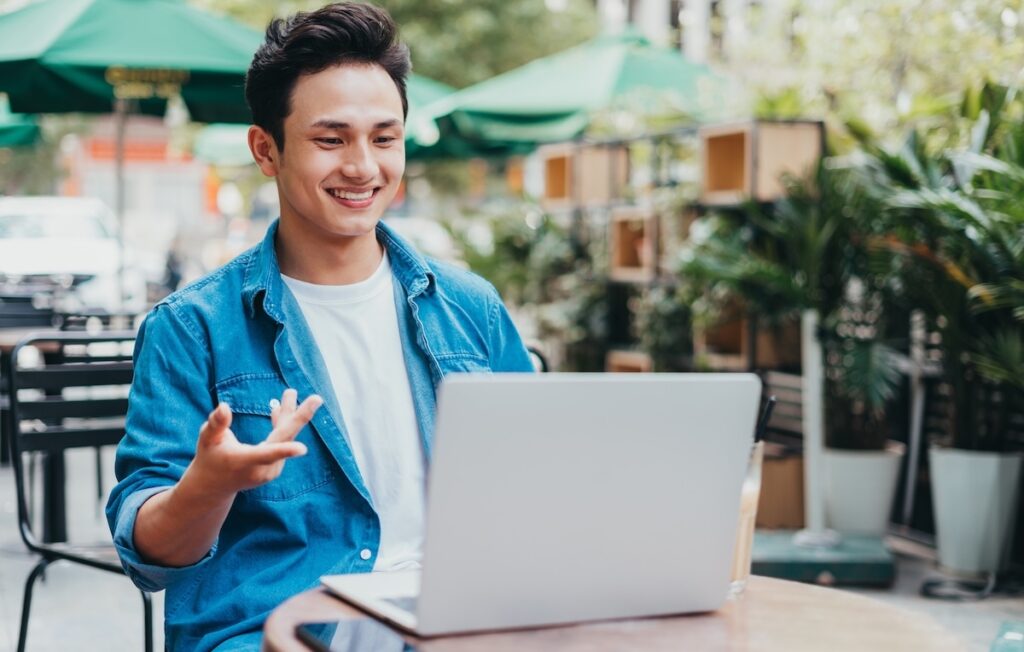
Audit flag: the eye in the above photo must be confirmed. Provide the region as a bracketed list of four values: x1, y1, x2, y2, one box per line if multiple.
[315, 137, 342, 146]
[374, 135, 398, 145]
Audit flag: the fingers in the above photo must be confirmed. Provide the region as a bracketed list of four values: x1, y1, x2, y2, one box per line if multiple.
[270, 399, 281, 428]
[282, 388, 297, 414]
[239, 440, 308, 465]
[198, 403, 233, 447]
[266, 394, 323, 444]
[270, 389, 296, 429]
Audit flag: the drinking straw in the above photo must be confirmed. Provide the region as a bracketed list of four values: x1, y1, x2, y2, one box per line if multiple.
[754, 396, 777, 443]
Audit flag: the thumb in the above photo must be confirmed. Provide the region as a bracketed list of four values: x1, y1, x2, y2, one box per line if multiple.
[199, 403, 233, 447]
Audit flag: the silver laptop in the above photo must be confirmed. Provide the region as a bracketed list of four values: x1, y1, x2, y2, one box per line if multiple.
[321, 372, 761, 637]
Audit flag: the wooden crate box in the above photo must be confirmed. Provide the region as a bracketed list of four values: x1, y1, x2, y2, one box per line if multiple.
[540, 143, 629, 210]
[758, 443, 805, 529]
[700, 120, 823, 205]
[605, 349, 652, 373]
[693, 308, 801, 371]
[609, 206, 659, 283]
[505, 157, 525, 196]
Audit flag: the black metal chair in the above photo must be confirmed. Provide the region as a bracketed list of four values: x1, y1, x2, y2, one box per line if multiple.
[0, 289, 59, 465]
[7, 330, 152, 652]
[54, 312, 139, 509]
[526, 345, 550, 373]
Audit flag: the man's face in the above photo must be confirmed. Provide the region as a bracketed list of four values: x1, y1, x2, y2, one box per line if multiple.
[255, 63, 405, 240]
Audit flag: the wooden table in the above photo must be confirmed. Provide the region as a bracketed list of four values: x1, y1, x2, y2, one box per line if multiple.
[263, 576, 967, 651]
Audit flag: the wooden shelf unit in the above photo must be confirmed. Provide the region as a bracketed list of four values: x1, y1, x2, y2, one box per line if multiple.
[505, 156, 525, 196]
[609, 206, 659, 283]
[699, 120, 823, 205]
[605, 349, 653, 373]
[532, 122, 824, 375]
[540, 143, 629, 210]
[693, 308, 801, 371]
[652, 205, 700, 275]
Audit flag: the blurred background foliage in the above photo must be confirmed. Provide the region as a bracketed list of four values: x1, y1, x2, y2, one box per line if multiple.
[733, 0, 1024, 146]
[194, 0, 599, 89]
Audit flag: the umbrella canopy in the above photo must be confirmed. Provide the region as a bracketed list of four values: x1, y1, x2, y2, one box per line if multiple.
[425, 29, 730, 144]
[0, 95, 39, 147]
[404, 73, 454, 151]
[0, 0, 261, 123]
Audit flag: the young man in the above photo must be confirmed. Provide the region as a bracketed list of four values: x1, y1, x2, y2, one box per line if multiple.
[106, 4, 533, 650]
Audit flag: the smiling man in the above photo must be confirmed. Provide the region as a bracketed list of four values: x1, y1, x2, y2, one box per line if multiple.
[105, 4, 534, 650]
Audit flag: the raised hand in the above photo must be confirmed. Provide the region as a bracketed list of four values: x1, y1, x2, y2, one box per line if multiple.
[134, 388, 324, 567]
[189, 389, 324, 498]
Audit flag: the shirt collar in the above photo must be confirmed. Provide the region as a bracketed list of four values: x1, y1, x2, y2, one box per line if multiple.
[375, 219, 436, 298]
[242, 218, 436, 320]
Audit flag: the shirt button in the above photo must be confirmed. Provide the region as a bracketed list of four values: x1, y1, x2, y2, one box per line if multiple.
[360, 549, 372, 561]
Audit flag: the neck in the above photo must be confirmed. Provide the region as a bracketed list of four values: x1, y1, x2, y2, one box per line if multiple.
[275, 218, 384, 285]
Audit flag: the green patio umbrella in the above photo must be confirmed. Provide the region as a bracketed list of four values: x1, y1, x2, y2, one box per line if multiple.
[425, 29, 730, 145]
[0, 0, 261, 307]
[0, 0, 260, 123]
[0, 95, 39, 148]
[404, 73, 454, 154]
[405, 73, 531, 159]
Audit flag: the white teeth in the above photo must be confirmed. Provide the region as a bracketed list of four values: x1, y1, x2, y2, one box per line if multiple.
[330, 189, 374, 201]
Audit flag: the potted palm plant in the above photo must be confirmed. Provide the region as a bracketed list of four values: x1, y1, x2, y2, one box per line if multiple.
[821, 320, 906, 535]
[851, 82, 1024, 573]
[676, 162, 909, 535]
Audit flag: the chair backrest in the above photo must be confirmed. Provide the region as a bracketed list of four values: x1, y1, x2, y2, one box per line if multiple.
[0, 292, 57, 329]
[761, 370, 802, 442]
[6, 330, 136, 547]
[526, 345, 549, 373]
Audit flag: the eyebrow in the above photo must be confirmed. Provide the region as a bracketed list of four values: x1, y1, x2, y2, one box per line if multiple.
[310, 118, 403, 130]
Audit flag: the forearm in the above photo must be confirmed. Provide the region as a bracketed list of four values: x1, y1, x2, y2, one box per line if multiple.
[133, 469, 235, 568]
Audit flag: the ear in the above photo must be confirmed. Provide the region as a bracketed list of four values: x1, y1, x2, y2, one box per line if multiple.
[248, 125, 281, 177]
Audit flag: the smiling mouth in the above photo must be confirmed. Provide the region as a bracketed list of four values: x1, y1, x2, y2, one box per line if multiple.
[326, 187, 380, 207]
[328, 188, 376, 200]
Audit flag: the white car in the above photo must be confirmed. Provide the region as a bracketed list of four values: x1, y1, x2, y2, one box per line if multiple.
[0, 196, 146, 315]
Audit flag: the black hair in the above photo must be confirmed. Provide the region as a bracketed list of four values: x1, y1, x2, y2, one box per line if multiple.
[245, 2, 410, 150]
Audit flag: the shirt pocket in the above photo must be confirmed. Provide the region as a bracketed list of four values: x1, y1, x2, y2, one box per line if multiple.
[215, 374, 334, 502]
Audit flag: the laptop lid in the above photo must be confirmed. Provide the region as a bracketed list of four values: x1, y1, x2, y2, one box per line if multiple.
[413, 372, 761, 635]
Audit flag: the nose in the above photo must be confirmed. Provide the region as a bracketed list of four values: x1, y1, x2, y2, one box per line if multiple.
[340, 140, 379, 181]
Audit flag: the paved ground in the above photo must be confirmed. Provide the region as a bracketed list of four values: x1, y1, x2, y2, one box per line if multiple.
[0, 447, 1018, 651]
[0, 447, 164, 651]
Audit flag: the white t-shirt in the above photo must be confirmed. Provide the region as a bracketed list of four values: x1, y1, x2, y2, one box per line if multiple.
[282, 252, 425, 572]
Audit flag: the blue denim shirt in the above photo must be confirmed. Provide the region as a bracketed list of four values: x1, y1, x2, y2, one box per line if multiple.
[105, 220, 533, 651]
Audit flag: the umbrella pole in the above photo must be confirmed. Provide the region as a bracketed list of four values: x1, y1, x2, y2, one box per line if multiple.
[114, 98, 127, 313]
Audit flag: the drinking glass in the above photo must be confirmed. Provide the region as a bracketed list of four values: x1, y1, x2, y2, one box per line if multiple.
[730, 440, 765, 595]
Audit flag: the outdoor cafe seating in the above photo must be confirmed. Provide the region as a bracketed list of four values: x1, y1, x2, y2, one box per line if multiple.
[5, 330, 151, 652]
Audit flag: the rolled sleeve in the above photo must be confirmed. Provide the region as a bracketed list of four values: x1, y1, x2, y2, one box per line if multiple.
[112, 485, 218, 592]
[105, 302, 216, 592]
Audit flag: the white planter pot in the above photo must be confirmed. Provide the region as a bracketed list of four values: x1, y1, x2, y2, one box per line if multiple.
[824, 442, 905, 535]
[929, 446, 1024, 575]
